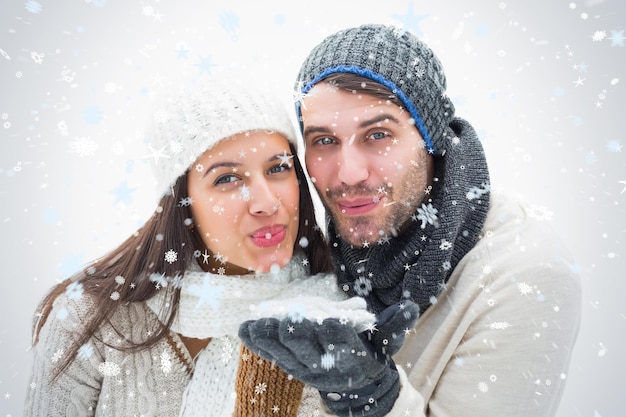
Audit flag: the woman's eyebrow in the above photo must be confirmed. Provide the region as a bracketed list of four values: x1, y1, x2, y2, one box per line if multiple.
[202, 152, 293, 177]
[202, 161, 241, 177]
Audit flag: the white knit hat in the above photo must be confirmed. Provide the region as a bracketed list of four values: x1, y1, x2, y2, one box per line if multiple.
[146, 78, 298, 195]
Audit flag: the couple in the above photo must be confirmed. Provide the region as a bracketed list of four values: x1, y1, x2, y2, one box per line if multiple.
[24, 24, 581, 417]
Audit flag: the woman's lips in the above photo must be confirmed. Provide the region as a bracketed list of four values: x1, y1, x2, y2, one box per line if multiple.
[336, 196, 382, 216]
[250, 225, 287, 248]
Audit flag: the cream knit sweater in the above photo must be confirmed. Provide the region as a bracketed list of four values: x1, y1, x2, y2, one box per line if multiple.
[23, 257, 374, 417]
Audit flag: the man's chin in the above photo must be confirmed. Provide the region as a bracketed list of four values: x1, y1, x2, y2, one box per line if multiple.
[332, 223, 380, 247]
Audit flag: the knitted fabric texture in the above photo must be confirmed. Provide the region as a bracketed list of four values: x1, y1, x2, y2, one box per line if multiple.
[233, 344, 304, 417]
[296, 23, 454, 155]
[329, 118, 491, 315]
[147, 78, 298, 195]
[146, 256, 375, 339]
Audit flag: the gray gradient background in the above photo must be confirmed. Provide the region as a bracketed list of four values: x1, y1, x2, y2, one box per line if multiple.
[1, 0, 624, 415]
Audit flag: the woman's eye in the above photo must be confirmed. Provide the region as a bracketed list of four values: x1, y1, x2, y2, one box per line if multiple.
[268, 164, 291, 175]
[214, 174, 239, 185]
[368, 131, 390, 141]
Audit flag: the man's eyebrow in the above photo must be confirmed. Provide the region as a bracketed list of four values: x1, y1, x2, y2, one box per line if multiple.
[358, 113, 401, 128]
[303, 113, 402, 138]
[303, 125, 332, 138]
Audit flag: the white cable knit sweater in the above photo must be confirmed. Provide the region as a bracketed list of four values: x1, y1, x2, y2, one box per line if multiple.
[23, 257, 375, 417]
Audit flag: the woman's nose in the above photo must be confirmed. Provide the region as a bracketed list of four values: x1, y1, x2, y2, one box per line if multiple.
[248, 179, 280, 216]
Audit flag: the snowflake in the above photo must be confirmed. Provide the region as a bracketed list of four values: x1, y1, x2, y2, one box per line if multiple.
[293, 81, 308, 108]
[326, 79, 340, 92]
[477, 381, 489, 393]
[104, 82, 120, 94]
[30, 51, 44, 64]
[239, 184, 251, 201]
[354, 276, 373, 296]
[77, 343, 94, 360]
[255, 382, 267, 395]
[69, 137, 98, 157]
[114, 275, 125, 285]
[517, 282, 534, 295]
[212, 205, 224, 214]
[179, 197, 193, 207]
[51, 349, 64, 363]
[160, 351, 172, 374]
[25, 0, 43, 14]
[609, 29, 626, 47]
[467, 182, 490, 201]
[221, 337, 236, 363]
[525, 204, 553, 221]
[488, 322, 511, 330]
[277, 150, 294, 167]
[416, 203, 438, 229]
[606, 139, 623, 152]
[98, 361, 121, 377]
[272, 405, 280, 413]
[320, 352, 335, 370]
[365, 322, 378, 333]
[65, 281, 84, 299]
[592, 30, 607, 42]
[110, 291, 120, 301]
[149, 273, 168, 288]
[142, 5, 154, 16]
[164, 249, 178, 264]
[439, 240, 452, 250]
[159, 275, 176, 290]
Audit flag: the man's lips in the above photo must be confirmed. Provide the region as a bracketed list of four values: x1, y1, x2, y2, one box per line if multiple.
[335, 196, 383, 216]
[250, 225, 287, 248]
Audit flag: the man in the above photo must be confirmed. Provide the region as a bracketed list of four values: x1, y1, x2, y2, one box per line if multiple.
[240, 24, 581, 416]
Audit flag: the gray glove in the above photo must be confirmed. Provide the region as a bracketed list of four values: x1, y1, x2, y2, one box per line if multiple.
[238, 301, 420, 416]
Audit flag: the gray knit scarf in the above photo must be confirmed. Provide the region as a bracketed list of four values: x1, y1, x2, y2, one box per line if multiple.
[330, 118, 490, 315]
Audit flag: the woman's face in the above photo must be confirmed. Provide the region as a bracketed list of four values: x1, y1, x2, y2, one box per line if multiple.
[187, 131, 300, 274]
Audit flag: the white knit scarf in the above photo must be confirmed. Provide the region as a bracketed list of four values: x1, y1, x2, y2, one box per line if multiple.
[146, 255, 375, 340]
[145, 256, 375, 417]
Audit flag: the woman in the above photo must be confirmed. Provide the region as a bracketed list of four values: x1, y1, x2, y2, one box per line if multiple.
[24, 79, 374, 416]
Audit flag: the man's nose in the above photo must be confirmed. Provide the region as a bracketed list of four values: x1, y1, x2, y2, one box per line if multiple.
[336, 144, 369, 186]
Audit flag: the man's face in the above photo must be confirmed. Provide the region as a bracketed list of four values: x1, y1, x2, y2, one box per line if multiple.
[301, 81, 433, 247]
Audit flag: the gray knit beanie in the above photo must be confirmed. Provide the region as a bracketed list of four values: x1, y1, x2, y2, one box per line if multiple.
[296, 24, 454, 155]
[147, 78, 298, 195]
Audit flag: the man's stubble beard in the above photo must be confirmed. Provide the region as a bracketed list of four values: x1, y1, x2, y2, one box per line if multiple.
[321, 152, 431, 247]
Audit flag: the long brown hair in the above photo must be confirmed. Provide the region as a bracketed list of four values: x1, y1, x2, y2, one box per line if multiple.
[33, 142, 331, 379]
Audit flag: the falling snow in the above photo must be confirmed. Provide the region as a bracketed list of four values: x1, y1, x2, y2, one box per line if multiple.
[164, 250, 178, 264]
[69, 137, 98, 157]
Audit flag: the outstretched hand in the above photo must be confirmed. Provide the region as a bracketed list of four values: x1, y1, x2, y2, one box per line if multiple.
[238, 300, 420, 416]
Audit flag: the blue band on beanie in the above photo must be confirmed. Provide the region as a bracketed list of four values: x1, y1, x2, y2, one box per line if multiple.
[297, 64, 435, 154]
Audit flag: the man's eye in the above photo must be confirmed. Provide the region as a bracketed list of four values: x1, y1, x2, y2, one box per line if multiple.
[316, 136, 335, 145]
[369, 131, 389, 141]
